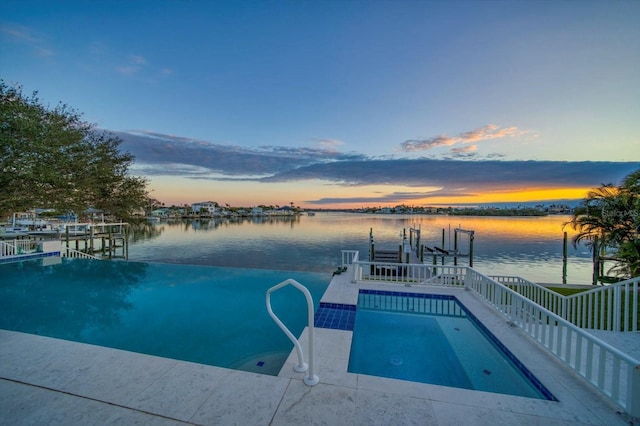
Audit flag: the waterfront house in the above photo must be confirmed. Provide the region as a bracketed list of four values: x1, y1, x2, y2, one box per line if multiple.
[191, 201, 218, 215]
[251, 206, 264, 216]
[150, 208, 171, 218]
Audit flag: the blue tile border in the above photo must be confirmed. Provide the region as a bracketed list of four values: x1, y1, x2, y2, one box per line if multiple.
[359, 289, 455, 300]
[456, 301, 558, 401]
[0, 251, 61, 264]
[355, 289, 557, 402]
[314, 302, 356, 331]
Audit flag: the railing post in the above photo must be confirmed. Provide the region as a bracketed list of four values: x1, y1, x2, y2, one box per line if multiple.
[463, 267, 473, 289]
[613, 285, 622, 332]
[352, 262, 359, 283]
[628, 364, 640, 418]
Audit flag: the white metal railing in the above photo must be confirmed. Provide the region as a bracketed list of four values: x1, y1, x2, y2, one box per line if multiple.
[422, 265, 468, 287]
[464, 268, 640, 418]
[492, 275, 640, 332]
[15, 239, 39, 254]
[490, 275, 566, 316]
[341, 250, 359, 267]
[351, 260, 435, 285]
[565, 277, 639, 332]
[266, 279, 319, 386]
[0, 240, 41, 257]
[0, 241, 17, 257]
[344, 253, 640, 417]
[61, 247, 101, 260]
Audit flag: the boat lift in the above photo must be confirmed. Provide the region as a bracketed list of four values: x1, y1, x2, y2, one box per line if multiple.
[407, 225, 475, 267]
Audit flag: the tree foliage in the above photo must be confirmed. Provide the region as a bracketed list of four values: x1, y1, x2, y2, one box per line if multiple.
[0, 81, 150, 219]
[567, 168, 640, 279]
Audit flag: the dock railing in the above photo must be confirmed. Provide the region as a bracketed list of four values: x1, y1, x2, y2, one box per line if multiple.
[61, 246, 102, 260]
[0, 239, 41, 258]
[341, 250, 359, 268]
[0, 240, 17, 257]
[1, 240, 101, 261]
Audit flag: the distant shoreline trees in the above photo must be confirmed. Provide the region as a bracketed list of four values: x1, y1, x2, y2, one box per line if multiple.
[0, 81, 150, 220]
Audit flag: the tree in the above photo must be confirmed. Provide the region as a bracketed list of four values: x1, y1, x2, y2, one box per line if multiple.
[567, 168, 640, 279]
[0, 81, 150, 219]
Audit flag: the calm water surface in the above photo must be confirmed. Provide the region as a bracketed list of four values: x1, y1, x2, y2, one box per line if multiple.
[128, 213, 593, 285]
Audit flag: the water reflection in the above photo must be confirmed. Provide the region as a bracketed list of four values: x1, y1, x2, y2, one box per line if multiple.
[0, 258, 148, 338]
[129, 220, 163, 243]
[128, 213, 593, 284]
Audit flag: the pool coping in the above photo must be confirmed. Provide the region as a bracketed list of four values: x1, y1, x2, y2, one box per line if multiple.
[0, 265, 634, 425]
[277, 269, 632, 425]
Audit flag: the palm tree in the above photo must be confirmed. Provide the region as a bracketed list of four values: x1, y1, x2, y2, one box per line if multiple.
[567, 168, 640, 279]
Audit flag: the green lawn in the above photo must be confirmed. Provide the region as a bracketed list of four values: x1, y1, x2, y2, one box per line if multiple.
[546, 286, 639, 331]
[546, 286, 586, 296]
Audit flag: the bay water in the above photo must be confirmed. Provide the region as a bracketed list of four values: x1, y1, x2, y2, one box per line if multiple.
[128, 213, 594, 285]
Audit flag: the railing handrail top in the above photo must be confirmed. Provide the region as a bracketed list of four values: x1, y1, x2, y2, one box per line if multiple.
[355, 259, 456, 266]
[565, 275, 640, 299]
[470, 269, 640, 365]
[491, 273, 640, 300]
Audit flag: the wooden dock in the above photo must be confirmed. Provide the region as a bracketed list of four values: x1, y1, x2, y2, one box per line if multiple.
[61, 223, 129, 259]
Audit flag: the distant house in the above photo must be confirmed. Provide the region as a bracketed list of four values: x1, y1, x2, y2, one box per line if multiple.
[250, 207, 264, 216]
[151, 208, 170, 217]
[547, 204, 572, 215]
[191, 201, 218, 214]
[269, 206, 294, 216]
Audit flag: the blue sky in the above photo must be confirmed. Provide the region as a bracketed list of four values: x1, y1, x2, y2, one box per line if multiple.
[2, 0, 639, 208]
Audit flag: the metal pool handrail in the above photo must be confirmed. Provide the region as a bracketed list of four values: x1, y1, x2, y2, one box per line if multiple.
[266, 279, 319, 386]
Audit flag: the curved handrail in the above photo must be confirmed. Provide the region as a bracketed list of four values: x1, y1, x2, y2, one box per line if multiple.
[266, 279, 319, 386]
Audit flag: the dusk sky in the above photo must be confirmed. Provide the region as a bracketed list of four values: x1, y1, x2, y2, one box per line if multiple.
[2, 1, 639, 208]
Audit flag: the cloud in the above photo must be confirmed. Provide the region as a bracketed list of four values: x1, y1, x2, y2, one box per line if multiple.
[115, 54, 148, 75]
[451, 145, 477, 154]
[306, 189, 475, 205]
[401, 124, 526, 152]
[0, 24, 53, 57]
[450, 145, 478, 158]
[115, 130, 638, 205]
[312, 138, 344, 152]
[265, 158, 635, 189]
[116, 130, 364, 177]
[130, 55, 147, 65]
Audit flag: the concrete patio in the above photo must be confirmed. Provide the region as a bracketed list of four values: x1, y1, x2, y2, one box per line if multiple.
[0, 271, 636, 425]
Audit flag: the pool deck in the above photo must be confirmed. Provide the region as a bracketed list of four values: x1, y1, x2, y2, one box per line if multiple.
[1, 269, 638, 425]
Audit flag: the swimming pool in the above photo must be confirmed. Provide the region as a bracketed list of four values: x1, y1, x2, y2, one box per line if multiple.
[0, 258, 329, 375]
[348, 290, 556, 400]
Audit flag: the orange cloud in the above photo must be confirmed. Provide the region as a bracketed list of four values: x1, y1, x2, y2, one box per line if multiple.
[401, 124, 528, 152]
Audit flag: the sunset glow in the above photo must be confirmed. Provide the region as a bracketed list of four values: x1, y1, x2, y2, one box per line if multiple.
[2, 1, 639, 207]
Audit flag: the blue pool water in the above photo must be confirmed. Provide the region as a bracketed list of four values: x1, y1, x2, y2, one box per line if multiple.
[0, 258, 330, 375]
[348, 291, 556, 400]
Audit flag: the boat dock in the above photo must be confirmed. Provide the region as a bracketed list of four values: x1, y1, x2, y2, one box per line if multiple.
[0, 222, 130, 260]
[369, 226, 475, 268]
